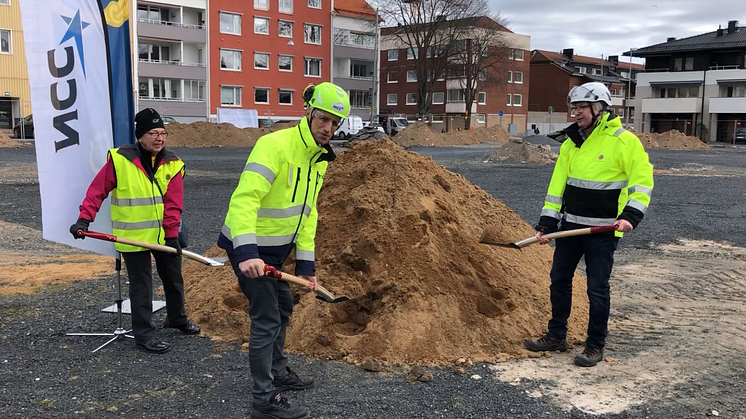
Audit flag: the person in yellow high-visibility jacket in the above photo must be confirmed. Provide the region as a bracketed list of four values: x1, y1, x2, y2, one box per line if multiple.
[217, 82, 349, 419]
[525, 82, 654, 367]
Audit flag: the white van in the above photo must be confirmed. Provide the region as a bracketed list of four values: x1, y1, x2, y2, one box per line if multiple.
[335, 115, 363, 139]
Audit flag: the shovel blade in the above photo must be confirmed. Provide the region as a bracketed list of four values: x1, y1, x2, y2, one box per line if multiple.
[316, 295, 351, 304]
[478, 239, 522, 249]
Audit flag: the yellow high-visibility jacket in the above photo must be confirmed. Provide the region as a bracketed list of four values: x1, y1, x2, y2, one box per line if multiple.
[537, 113, 654, 238]
[217, 117, 334, 276]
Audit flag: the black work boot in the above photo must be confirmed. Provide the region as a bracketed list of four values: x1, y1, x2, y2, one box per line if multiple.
[163, 317, 201, 335]
[252, 394, 310, 419]
[574, 346, 604, 367]
[272, 367, 314, 392]
[524, 333, 569, 352]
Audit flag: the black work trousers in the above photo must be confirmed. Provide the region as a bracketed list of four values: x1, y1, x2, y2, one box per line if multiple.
[546, 233, 619, 349]
[122, 250, 188, 345]
[226, 251, 293, 407]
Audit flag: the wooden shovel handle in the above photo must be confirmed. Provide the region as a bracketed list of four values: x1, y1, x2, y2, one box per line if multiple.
[515, 224, 617, 247]
[263, 265, 337, 301]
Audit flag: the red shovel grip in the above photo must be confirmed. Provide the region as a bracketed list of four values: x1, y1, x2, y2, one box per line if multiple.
[78, 230, 117, 242]
[264, 265, 283, 279]
[589, 224, 617, 234]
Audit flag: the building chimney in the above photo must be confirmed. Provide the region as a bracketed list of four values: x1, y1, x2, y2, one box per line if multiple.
[728, 20, 738, 34]
[667, 37, 676, 42]
[562, 48, 574, 60]
[609, 55, 619, 66]
[717, 25, 724, 37]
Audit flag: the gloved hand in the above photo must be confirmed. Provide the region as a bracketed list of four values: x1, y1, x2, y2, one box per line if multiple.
[69, 218, 90, 239]
[165, 237, 182, 255]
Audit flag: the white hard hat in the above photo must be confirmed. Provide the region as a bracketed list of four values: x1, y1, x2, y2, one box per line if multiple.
[567, 82, 612, 107]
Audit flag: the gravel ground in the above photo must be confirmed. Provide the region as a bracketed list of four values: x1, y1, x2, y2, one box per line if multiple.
[1, 145, 745, 418]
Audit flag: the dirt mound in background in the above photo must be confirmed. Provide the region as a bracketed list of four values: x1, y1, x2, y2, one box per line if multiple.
[167, 121, 303, 148]
[637, 130, 709, 149]
[393, 122, 510, 147]
[184, 139, 589, 366]
[484, 139, 558, 165]
[0, 131, 21, 147]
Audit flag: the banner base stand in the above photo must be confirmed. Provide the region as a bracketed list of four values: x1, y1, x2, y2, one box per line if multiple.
[101, 299, 166, 314]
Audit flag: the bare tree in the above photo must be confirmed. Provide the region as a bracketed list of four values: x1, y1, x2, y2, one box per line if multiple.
[374, 0, 491, 116]
[450, 15, 512, 128]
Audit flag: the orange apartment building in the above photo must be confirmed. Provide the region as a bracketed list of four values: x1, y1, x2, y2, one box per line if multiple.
[210, 0, 332, 124]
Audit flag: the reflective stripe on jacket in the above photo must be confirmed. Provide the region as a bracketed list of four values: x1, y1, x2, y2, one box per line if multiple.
[109, 146, 185, 252]
[217, 117, 335, 276]
[539, 113, 654, 237]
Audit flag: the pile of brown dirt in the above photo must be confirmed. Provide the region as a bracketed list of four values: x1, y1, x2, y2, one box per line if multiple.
[637, 130, 709, 149]
[183, 138, 589, 366]
[0, 131, 21, 147]
[166, 121, 301, 148]
[394, 122, 511, 147]
[484, 139, 558, 165]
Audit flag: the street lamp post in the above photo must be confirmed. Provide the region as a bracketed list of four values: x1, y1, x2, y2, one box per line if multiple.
[626, 48, 638, 129]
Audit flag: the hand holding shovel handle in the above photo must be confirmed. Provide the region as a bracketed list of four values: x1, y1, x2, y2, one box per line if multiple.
[263, 265, 350, 304]
[480, 224, 617, 249]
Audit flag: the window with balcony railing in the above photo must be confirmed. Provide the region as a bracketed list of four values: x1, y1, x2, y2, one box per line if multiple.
[447, 89, 465, 103]
[137, 5, 204, 29]
[350, 90, 371, 108]
[334, 29, 375, 49]
[138, 78, 205, 102]
[350, 63, 373, 79]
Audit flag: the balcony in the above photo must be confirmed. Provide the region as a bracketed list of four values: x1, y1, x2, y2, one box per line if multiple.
[641, 97, 700, 114]
[610, 96, 624, 107]
[709, 97, 746, 114]
[139, 60, 207, 80]
[138, 97, 207, 118]
[138, 19, 206, 43]
[445, 102, 477, 114]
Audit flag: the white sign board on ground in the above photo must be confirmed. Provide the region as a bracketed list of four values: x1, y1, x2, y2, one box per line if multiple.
[217, 108, 259, 128]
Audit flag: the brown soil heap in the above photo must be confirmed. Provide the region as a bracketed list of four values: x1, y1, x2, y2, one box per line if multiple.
[484, 139, 558, 165]
[637, 130, 709, 149]
[393, 122, 510, 147]
[0, 131, 21, 147]
[183, 139, 589, 366]
[166, 121, 300, 148]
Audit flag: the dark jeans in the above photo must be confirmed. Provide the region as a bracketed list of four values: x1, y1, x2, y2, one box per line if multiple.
[122, 250, 188, 345]
[226, 252, 293, 406]
[547, 233, 619, 349]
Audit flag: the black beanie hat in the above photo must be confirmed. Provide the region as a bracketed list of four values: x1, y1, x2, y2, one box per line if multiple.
[135, 108, 165, 139]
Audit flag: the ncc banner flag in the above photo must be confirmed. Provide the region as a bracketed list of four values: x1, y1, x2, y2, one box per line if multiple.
[20, 0, 135, 257]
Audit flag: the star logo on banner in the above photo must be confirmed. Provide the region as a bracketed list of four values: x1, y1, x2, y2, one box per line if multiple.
[60, 10, 90, 79]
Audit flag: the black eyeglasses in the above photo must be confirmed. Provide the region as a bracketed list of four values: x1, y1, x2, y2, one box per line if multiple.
[147, 131, 168, 139]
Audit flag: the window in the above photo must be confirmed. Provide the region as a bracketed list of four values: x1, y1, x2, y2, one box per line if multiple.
[350, 90, 371, 108]
[610, 88, 617, 96]
[305, 58, 321, 76]
[507, 70, 512, 83]
[478, 92, 486, 105]
[349, 32, 375, 48]
[507, 93, 512, 106]
[508, 49, 514, 60]
[197, 48, 204, 65]
[351, 63, 371, 79]
[278, 20, 293, 37]
[575, 66, 586, 74]
[254, 0, 269, 10]
[220, 49, 242, 71]
[279, 0, 293, 14]
[432, 92, 444, 105]
[618, 108, 624, 118]
[184, 80, 205, 101]
[254, 52, 269, 69]
[387, 93, 397, 105]
[407, 70, 417, 82]
[279, 89, 293, 105]
[255, 87, 269, 104]
[254, 17, 269, 34]
[308, 0, 322, 8]
[593, 68, 601, 75]
[220, 12, 241, 35]
[304, 24, 322, 44]
[387, 72, 398, 83]
[137, 44, 171, 62]
[406, 93, 417, 105]
[674, 57, 694, 71]
[514, 71, 523, 84]
[221, 86, 242, 106]
[447, 89, 465, 103]
[477, 114, 486, 124]
[513, 94, 523, 106]
[514, 49, 524, 61]
[407, 48, 418, 60]
[432, 115, 444, 123]
[0, 0, 9, 5]
[388, 50, 398, 61]
[278, 55, 293, 71]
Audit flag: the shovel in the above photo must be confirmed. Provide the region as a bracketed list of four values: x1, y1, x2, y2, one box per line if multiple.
[263, 265, 351, 304]
[79, 230, 225, 267]
[479, 224, 617, 249]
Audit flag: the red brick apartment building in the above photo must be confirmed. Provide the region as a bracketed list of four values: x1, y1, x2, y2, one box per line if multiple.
[529, 49, 644, 133]
[210, 0, 332, 123]
[379, 17, 531, 134]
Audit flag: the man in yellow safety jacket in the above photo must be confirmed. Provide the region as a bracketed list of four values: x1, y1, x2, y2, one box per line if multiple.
[524, 82, 654, 367]
[217, 82, 349, 419]
[70, 108, 200, 354]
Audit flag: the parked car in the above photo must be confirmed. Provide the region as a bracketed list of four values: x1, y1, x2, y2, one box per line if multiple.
[378, 116, 409, 136]
[162, 116, 176, 125]
[735, 127, 746, 143]
[14, 114, 34, 139]
[335, 115, 363, 139]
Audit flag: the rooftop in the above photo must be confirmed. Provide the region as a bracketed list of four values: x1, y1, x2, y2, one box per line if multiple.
[334, 0, 378, 19]
[628, 24, 746, 56]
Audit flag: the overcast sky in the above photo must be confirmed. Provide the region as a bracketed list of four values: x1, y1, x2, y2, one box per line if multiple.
[490, 0, 746, 64]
